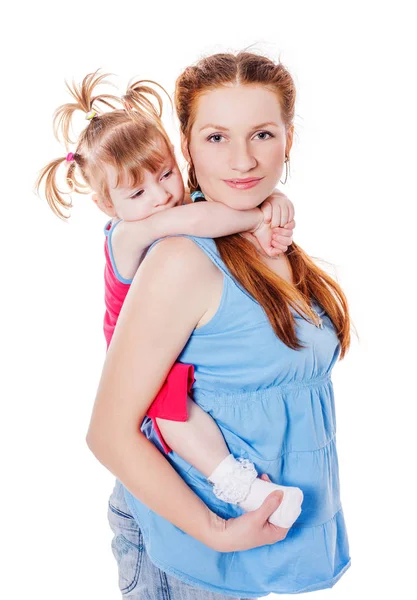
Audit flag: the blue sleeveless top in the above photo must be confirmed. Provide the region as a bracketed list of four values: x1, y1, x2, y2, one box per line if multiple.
[123, 236, 351, 597]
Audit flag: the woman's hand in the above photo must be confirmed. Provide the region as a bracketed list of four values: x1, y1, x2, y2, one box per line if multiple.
[208, 474, 290, 552]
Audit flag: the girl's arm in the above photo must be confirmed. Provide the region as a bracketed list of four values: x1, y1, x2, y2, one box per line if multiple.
[112, 190, 294, 280]
[119, 201, 262, 251]
[111, 202, 263, 279]
[86, 237, 285, 552]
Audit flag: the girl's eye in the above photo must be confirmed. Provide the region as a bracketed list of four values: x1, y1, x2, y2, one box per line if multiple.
[161, 170, 173, 180]
[132, 189, 144, 198]
[207, 134, 225, 143]
[254, 131, 273, 140]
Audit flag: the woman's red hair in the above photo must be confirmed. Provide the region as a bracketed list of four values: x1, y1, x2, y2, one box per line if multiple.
[175, 52, 351, 357]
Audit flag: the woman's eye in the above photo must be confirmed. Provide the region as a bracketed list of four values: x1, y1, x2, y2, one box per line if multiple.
[161, 170, 173, 180]
[207, 134, 224, 143]
[254, 131, 273, 140]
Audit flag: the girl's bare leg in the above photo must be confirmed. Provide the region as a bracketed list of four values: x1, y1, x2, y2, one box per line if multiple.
[156, 397, 304, 528]
[156, 396, 229, 477]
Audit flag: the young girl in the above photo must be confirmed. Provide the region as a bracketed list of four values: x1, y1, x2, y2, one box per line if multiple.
[37, 72, 303, 529]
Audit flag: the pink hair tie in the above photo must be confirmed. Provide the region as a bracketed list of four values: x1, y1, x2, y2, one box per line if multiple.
[66, 152, 75, 162]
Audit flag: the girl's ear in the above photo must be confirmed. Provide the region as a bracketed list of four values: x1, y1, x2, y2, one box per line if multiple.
[180, 133, 191, 162]
[92, 193, 117, 217]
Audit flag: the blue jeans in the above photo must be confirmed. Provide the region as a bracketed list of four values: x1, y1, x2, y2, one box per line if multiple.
[108, 480, 255, 599]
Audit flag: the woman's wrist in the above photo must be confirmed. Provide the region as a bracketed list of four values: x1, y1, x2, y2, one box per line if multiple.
[203, 510, 228, 552]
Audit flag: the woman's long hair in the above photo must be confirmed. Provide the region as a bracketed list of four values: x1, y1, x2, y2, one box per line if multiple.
[175, 52, 350, 356]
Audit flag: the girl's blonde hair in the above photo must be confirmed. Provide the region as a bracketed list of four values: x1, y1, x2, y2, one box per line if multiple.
[36, 71, 173, 219]
[175, 51, 351, 357]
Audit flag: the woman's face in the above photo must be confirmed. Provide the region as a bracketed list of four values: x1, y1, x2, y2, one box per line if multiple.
[187, 85, 293, 209]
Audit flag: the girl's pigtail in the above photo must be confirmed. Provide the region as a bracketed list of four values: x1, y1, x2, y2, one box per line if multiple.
[37, 70, 122, 219]
[122, 79, 171, 121]
[36, 154, 78, 220]
[53, 71, 121, 145]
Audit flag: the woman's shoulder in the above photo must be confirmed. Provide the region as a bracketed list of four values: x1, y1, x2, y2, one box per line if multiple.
[137, 236, 223, 317]
[143, 235, 221, 284]
[147, 235, 218, 270]
[148, 234, 217, 252]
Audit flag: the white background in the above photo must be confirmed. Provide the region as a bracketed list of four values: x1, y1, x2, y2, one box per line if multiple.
[1, 0, 416, 598]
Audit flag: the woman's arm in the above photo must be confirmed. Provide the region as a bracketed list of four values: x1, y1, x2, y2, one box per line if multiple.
[87, 237, 225, 547]
[87, 236, 287, 552]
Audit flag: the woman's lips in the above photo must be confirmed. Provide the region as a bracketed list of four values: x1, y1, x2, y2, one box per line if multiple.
[223, 177, 263, 190]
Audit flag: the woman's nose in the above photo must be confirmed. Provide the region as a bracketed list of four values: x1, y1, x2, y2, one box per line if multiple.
[229, 142, 257, 173]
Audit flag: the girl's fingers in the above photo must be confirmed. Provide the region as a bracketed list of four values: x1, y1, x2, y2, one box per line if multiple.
[261, 200, 272, 224]
[271, 241, 289, 252]
[271, 205, 282, 229]
[266, 245, 282, 257]
[284, 219, 296, 230]
[280, 205, 289, 227]
[272, 235, 292, 245]
[272, 228, 293, 238]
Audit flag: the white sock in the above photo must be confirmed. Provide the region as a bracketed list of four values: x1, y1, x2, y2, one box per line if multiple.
[239, 478, 303, 528]
[208, 454, 303, 529]
[208, 454, 258, 503]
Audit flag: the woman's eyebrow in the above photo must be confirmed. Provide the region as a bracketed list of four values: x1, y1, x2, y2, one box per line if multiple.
[199, 121, 279, 132]
[199, 124, 229, 132]
[251, 121, 279, 129]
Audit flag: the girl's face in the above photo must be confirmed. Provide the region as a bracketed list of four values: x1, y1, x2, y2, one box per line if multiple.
[187, 85, 293, 209]
[95, 151, 184, 221]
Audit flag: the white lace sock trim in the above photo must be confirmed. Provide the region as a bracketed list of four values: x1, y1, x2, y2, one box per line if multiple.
[208, 454, 258, 504]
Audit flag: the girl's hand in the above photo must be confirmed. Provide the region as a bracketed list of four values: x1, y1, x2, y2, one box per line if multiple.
[261, 189, 295, 228]
[252, 190, 295, 257]
[209, 477, 290, 552]
[252, 217, 295, 257]
[271, 219, 295, 254]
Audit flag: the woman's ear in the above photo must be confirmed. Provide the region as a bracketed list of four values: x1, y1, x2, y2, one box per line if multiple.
[180, 133, 191, 162]
[285, 125, 294, 158]
[92, 193, 117, 217]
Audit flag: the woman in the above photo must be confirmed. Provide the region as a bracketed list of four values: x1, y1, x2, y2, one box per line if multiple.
[87, 51, 351, 599]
